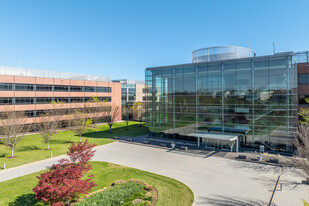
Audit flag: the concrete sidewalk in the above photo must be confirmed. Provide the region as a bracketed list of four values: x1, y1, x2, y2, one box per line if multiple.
[0, 155, 65, 182]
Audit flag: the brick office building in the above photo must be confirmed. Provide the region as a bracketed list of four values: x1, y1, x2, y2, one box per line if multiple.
[0, 66, 122, 127]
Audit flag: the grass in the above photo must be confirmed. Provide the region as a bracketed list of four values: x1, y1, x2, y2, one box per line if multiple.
[0, 161, 194, 206]
[0, 121, 148, 170]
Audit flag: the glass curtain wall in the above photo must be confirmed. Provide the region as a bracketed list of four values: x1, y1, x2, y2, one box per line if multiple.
[146, 53, 297, 152]
[121, 84, 136, 106]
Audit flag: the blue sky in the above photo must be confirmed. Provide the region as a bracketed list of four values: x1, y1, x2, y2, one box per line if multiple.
[0, 0, 308, 81]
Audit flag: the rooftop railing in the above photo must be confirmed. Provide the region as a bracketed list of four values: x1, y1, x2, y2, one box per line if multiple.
[293, 51, 309, 63]
[112, 79, 145, 85]
[0, 66, 110, 82]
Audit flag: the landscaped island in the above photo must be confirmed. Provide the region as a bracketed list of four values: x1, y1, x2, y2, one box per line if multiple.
[0, 161, 194, 206]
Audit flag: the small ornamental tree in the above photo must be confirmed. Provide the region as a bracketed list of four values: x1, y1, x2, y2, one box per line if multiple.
[33, 140, 97, 206]
[102, 103, 121, 133]
[36, 101, 64, 150]
[70, 110, 93, 142]
[84, 96, 108, 126]
[68, 139, 96, 167]
[132, 102, 144, 126]
[0, 108, 30, 157]
[122, 105, 133, 129]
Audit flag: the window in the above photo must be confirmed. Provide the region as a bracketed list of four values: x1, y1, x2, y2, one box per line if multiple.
[15, 84, 34, 91]
[54, 97, 69, 103]
[85, 86, 96, 92]
[0, 83, 13, 91]
[70, 86, 84, 92]
[96, 87, 111, 93]
[25, 110, 35, 117]
[98, 97, 111, 102]
[36, 97, 53, 104]
[71, 97, 84, 103]
[84, 97, 93, 102]
[36, 110, 46, 117]
[54, 85, 69, 92]
[128, 96, 135, 101]
[36, 84, 53, 91]
[299, 74, 309, 84]
[15, 97, 34, 105]
[128, 88, 136, 93]
[0, 97, 12, 105]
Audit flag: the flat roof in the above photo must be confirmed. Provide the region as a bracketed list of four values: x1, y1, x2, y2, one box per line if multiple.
[208, 127, 249, 134]
[146, 51, 293, 70]
[0, 66, 110, 82]
[188, 132, 238, 141]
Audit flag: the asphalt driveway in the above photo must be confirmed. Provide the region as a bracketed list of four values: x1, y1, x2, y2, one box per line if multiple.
[0, 141, 307, 205]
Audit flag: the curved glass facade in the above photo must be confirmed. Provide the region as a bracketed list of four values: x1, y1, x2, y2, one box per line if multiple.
[146, 52, 298, 153]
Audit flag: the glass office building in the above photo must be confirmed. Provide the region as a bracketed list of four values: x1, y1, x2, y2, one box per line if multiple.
[146, 48, 299, 153]
[112, 79, 146, 106]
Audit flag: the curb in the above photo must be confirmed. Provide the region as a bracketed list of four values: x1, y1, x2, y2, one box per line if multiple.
[118, 140, 171, 150]
[118, 139, 295, 168]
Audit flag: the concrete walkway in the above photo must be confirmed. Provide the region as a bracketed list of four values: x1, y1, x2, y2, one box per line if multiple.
[0, 141, 307, 206]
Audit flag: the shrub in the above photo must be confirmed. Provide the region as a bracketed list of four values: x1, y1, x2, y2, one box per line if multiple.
[33, 140, 97, 206]
[75, 182, 150, 206]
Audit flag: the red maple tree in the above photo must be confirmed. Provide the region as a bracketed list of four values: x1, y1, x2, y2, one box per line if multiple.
[33, 140, 97, 206]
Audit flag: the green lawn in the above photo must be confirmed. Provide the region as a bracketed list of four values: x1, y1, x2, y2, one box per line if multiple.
[0, 122, 148, 170]
[0, 161, 194, 206]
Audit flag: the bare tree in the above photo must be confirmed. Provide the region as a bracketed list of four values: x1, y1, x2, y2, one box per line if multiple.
[0, 109, 30, 157]
[295, 99, 309, 182]
[294, 125, 309, 179]
[84, 96, 108, 126]
[132, 102, 144, 127]
[36, 101, 64, 150]
[70, 110, 93, 142]
[102, 103, 121, 133]
[122, 105, 133, 129]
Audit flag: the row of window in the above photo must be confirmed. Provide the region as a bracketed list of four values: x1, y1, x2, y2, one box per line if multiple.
[0, 97, 111, 105]
[14, 107, 111, 118]
[0, 83, 111, 92]
[122, 96, 136, 101]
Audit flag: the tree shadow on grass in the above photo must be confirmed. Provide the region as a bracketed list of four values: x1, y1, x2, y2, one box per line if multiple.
[82, 124, 148, 139]
[49, 139, 73, 144]
[9, 193, 43, 206]
[16, 145, 41, 152]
